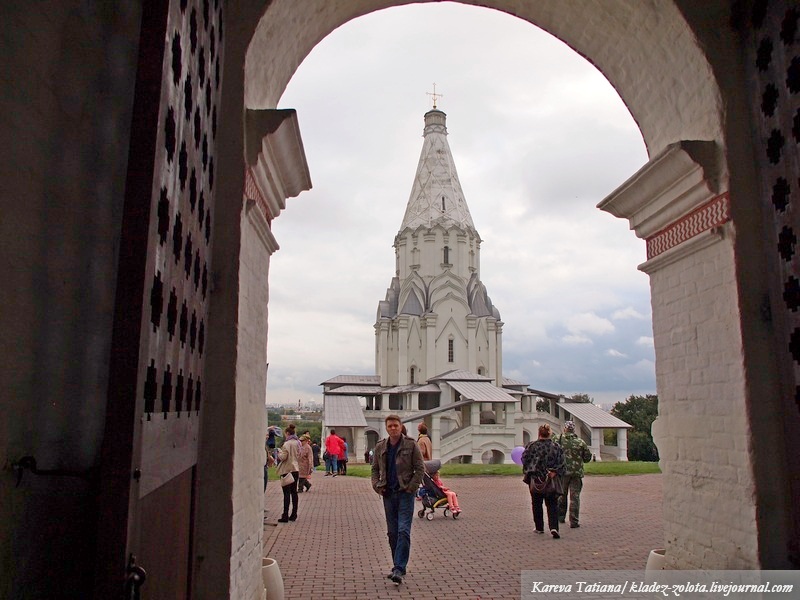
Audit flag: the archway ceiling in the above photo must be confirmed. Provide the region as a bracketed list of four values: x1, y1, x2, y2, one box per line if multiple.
[244, 0, 723, 156]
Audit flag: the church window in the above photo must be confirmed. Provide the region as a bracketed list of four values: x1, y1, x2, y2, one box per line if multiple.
[443, 245, 450, 264]
[442, 196, 446, 211]
[478, 367, 484, 376]
[410, 366, 415, 384]
[448, 339, 454, 362]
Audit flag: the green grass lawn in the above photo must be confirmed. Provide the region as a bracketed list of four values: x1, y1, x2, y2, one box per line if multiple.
[311, 460, 660, 479]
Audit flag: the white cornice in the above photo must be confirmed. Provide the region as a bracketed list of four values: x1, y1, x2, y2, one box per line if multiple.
[244, 109, 312, 221]
[597, 140, 722, 239]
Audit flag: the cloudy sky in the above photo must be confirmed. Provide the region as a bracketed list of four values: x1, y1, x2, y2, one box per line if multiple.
[265, 2, 655, 408]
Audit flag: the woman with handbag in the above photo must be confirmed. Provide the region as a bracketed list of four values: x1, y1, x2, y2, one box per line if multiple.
[276, 423, 301, 523]
[521, 424, 565, 538]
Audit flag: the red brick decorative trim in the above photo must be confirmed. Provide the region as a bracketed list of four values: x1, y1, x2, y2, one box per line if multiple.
[646, 192, 730, 259]
[244, 168, 272, 221]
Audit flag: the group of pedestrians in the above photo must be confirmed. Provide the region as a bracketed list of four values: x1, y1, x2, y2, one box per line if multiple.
[266, 415, 591, 588]
[521, 420, 592, 539]
[263, 424, 317, 524]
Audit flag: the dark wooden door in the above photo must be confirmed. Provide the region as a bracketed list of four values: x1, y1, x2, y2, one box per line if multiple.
[96, 0, 224, 596]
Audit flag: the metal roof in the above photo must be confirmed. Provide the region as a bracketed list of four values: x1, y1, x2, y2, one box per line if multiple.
[382, 385, 417, 394]
[412, 384, 442, 393]
[556, 402, 632, 429]
[527, 387, 565, 400]
[502, 376, 529, 388]
[448, 380, 519, 403]
[400, 399, 473, 423]
[429, 369, 493, 382]
[323, 396, 368, 427]
[325, 385, 382, 395]
[320, 375, 380, 385]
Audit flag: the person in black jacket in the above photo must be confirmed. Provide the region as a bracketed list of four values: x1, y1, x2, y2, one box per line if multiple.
[522, 424, 565, 539]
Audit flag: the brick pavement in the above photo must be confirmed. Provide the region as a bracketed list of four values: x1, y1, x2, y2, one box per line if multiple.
[263, 472, 663, 600]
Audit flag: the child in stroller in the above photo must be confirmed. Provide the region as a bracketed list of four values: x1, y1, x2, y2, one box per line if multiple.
[417, 460, 461, 520]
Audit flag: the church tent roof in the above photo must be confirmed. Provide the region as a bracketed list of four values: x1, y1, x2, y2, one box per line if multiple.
[556, 402, 632, 429]
[323, 396, 368, 427]
[399, 109, 476, 233]
[502, 376, 529, 388]
[448, 380, 520, 403]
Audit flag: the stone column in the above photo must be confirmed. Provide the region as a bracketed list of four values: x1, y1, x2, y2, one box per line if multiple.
[431, 414, 442, 460]
[617, 428, 628, 461]
[589, 428, 602, 461]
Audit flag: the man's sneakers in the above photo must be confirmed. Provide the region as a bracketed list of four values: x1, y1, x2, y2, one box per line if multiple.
[389, 570, 403, 585]
[550, 529, 560, 539]
[570, 523, 579, 528]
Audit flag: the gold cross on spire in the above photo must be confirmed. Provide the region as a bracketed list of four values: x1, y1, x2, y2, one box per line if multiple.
[426, 83, 444, 109]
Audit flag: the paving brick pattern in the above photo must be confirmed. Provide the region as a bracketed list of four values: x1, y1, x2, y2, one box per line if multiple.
[263, 473, 663, 599]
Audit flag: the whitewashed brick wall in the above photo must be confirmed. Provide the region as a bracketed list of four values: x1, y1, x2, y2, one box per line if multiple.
[229, 203, 273, 599]
[650, 229, 759, 568]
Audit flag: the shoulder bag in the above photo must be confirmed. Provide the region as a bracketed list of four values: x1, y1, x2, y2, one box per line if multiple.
[529, 471, 563, 496]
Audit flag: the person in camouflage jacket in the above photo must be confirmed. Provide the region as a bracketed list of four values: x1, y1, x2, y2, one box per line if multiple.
[553, 420, 593, 528]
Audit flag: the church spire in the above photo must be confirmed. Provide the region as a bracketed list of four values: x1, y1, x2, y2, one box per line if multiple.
[399, 109, 476, 232]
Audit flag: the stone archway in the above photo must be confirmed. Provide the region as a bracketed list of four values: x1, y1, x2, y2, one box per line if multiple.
[5, 2, 798, 597]
[196, 1, 794, 596]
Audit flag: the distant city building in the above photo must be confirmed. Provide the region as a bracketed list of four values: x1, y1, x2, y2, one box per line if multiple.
[322, 108, 630, 462]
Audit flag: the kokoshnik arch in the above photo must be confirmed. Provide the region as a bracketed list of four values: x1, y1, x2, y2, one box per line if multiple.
[1, 0, 798, 598]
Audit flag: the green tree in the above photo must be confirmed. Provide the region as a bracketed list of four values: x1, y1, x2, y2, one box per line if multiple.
[610, 394, 659, 461]
[267, 410, 282, 426]
[569, 393, 594, 404]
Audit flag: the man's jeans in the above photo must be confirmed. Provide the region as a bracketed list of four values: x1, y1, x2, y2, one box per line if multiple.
[329, 455, 338, 474]
[382, 490, 415, 574]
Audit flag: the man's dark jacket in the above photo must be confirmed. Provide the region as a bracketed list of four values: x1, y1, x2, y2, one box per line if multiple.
[371, 435, 424, 494]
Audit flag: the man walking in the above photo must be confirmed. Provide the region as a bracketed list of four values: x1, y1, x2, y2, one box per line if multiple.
[555, 420, 593, 528]
[371, 414, 424, 585]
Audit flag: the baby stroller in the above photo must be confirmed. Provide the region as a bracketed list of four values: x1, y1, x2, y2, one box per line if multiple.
[416, 460, 460, 520]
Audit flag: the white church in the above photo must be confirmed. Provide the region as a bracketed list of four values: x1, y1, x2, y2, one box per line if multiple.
[321, 106, 630, 464]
